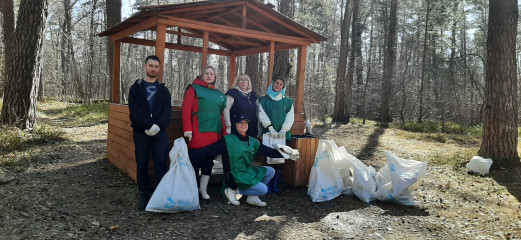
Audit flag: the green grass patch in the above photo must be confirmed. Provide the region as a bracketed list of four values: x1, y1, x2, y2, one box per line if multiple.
[430, 147, 478, 169]
[0, 124, 66, 152]
[40, 101, 109, 127]
[390, 121, 482, 136]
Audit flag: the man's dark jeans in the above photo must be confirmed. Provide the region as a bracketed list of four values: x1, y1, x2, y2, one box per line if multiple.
[133, 130, 169, 194]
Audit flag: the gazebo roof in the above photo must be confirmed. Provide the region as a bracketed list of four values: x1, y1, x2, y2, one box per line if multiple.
[99, 0, 326, 56]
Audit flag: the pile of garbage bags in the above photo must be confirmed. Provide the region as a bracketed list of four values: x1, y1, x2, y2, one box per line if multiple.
[307, 140, 428, 205]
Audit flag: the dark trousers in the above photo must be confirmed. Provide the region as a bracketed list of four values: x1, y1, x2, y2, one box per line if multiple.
[191, 156, 215, 176]
[133, 131, 169, 194]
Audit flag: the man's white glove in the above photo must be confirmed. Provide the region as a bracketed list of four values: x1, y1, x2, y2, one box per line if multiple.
[145, 129, 153, 136]
[268, 126, 277, 135]
[273, 144, 299, 161]
[278, 130, 286, 139]
[184, 131, 193, 141]
[148, 124, 160, 136]
[226, 126, 231, 134]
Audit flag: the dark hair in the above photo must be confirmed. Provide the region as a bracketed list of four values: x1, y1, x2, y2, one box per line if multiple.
[273, 75, 285, 84]
[145, 55, 161, 64]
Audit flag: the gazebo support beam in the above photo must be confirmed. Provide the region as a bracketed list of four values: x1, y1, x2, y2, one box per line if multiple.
[294, 45, 307, 114]
[229, 53, 237, 88]
[201, 30, 209, 73]
[111, 41, 121, 103]
[155, 24, 167, 81]
[268, 40, 274, 86]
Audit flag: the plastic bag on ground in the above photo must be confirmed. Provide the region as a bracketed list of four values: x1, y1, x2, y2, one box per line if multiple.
[351, 157, 376, 204]
[373, 152, 428, 206]
[334, 146, 355, 195]
[466, 156, 493, 175]
[307, 140, 343, 202]
[146, 138, 200, 213]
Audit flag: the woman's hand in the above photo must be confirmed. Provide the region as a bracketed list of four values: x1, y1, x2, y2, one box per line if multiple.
[183, 131, 193, 141]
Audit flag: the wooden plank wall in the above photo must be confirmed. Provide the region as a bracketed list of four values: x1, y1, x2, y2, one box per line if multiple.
[107, 103, 183, 181]
[281, 137, 320, 186]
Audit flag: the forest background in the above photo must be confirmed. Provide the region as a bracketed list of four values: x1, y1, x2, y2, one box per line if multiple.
[0, 0, 520, 169]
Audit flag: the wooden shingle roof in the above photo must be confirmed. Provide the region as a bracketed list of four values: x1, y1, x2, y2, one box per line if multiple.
[99, 0, 326, 56]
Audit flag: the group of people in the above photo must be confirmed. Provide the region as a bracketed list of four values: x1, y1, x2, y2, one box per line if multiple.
[128, 55, 295, 210]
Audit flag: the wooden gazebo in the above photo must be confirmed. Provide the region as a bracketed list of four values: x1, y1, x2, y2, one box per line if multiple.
[99, 0, 326, 186]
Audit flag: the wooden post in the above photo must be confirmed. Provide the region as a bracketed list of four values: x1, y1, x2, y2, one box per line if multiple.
[155, 24, 166, 81]
[294, 45, 307, 114]
[111, 41, 121, 103]
[201, 30, 209, 73]
[268, 40, 275, 86]
[242, 5, 247, 28]
[177, 27, 181, 44]
[229, 53, 237, 89]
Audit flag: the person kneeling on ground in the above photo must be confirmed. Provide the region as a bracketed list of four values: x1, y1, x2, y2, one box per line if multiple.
[188, 115, 297, 207]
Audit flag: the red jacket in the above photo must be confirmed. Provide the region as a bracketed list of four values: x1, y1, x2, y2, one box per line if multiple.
[182, 77, 227, 149]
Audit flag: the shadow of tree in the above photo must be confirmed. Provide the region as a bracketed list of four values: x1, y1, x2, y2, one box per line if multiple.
[490, 168, 521, 202]
[356, 127, 386, 160]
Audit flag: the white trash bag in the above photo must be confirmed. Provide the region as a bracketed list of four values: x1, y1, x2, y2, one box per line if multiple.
[373, 152, 427, 206]
[351, 157, 376, 204]
[307, 140, 344, 202]
[262, 133, 286, 164]
[146, 137, 200, 213]
[333, 146, 355, 195]
[466, 156, 493, 175]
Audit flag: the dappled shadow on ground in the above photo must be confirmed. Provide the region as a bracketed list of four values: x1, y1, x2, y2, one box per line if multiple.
[490, 168, 521, 203]
[356, 127, 385, 160]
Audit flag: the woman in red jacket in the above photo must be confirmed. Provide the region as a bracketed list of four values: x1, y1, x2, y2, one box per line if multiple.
[182, 66, 227, 200]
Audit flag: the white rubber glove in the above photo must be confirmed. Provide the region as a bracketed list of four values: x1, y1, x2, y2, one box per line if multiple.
[145, 129, 153, 136]
[274, 144, 299, 161]
[226, 126, 231, 134]
[268, 126, 277, 135]
[184, 131, 193, 141]
[148, 124, 160, 136]
[278, 130, 286, 139]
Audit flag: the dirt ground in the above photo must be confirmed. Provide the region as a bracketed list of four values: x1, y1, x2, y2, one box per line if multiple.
[1, 114, 521, 239]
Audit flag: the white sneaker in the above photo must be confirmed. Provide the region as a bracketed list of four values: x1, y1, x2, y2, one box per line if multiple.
[224, 188, 240, 205]
[246, 196, 267, 207]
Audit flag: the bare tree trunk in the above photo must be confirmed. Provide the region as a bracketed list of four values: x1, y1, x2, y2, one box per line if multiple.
[333, 0, 351, 123]
[380, 0, 398, 125]
[344, 0, 361, 122]
[105, 0, 121, 102]
[479, 0, 520, 169]
[245, 54, 261, 92]
[1, 0, 15, 97]
[0, 0, 49, 129]
[273, 0, 294, 80]
[417, 0, 431, 123]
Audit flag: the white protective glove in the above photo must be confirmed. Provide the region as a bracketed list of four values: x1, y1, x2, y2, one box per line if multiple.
[268, 126, 277, 135]
[273, 144, 299, 161]
[145, 129, 153, 136]
[148, 124, 160, 136]
[226, 126, 231, 134]
[184, 131, 193, 141]
[278, 130, 286, 139]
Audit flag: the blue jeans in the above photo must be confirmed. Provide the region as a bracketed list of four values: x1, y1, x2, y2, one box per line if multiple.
[133, 130, 170, 194]
[239, 166, 275, 196]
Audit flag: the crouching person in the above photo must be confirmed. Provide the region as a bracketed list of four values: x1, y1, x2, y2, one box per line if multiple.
[188, 114, 296, 207]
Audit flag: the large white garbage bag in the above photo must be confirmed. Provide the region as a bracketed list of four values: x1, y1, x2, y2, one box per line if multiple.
[146, 138, 200, 213]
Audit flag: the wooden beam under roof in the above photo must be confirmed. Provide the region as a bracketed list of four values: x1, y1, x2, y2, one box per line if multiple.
[110, 17, 158, 41]
[211, 16, 267, 46]
[231, 11, 274, 33]
[168, 7, 229, 19]
[245, 1, 319, 43]
[142, 1, 244, 17]
[119, 37, 231, 56]
[206, 6, 242, 21]
[234, 42, 301, 56]
[157, 16, 312, 46]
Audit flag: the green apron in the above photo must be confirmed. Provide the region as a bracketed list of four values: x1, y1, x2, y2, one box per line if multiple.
[222, 134, 266, 190]
[192, 84, 226, 133]
[260, 96, 293, 140]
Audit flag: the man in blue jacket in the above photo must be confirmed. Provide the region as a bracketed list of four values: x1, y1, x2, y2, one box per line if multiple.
[128, 55, 172, 210]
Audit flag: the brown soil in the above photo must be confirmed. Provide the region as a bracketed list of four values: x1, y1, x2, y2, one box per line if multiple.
[1, 118, 520, 239]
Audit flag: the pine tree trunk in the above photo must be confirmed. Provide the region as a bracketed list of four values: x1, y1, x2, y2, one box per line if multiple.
[380, 0, 398, 124]
[344, 0, 361, 122]
[479, 0, 520, 169]
[333, 0, 351, 123]
[273, 0, 294, 80]
[417, 0, 431, 123]
[0, 0, 49, 129]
